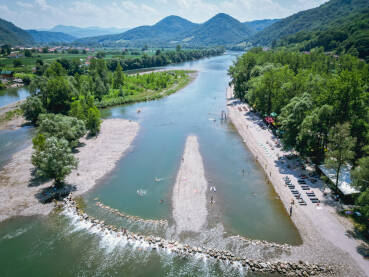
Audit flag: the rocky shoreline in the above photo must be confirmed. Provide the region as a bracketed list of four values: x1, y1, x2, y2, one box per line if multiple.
[95, 200, 168, 226]
[63, 196, 335, 276]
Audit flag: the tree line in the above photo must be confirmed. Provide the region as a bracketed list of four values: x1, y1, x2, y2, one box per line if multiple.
[229, 47, 369, 229]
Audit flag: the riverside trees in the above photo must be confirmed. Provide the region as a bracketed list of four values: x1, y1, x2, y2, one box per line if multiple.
[229, 48, 369, 227]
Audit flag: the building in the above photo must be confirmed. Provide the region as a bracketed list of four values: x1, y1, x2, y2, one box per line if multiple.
[0, 70, 13, 79]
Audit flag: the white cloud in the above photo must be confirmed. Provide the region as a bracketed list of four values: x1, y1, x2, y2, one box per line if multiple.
[0, 0, 330, 29]
[16, 1, 33, 8]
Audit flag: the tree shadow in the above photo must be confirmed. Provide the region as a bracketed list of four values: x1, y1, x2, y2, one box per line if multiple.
[35, 183, 76, 203]
[357, 244, 369, 259]
[28, 168, 50, 187]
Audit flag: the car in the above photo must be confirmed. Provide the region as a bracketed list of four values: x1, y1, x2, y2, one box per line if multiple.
[298, 180, 306, 184]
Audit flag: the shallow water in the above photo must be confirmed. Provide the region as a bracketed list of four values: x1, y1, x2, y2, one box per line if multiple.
[0, 86, 30, 108]
[0, 53, 300, 276]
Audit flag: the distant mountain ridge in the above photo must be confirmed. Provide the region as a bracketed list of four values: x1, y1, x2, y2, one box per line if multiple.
[76, 13, 255, 47]
[27, 30, 76, 43]
[0, 18, 34, 45]
[48, 25, 129, 38]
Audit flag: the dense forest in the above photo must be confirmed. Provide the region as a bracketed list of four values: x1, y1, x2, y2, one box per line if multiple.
[229, 48, 369, 225]
[276, 8, 369, 61]
[250, 0, 369, 46]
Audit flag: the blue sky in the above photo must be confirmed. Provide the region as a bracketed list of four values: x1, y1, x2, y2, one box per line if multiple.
[0, 0, 328, 29]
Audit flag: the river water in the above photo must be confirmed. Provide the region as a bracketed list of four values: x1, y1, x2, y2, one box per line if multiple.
[0, 86, 30, 108]
[0, 53, 301, 276]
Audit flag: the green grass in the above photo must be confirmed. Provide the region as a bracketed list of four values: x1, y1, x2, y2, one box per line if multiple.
[96, 70, 196, 108]
[0, 108, 22, 124]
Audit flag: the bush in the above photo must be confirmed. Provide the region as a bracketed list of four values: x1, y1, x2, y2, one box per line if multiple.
[38, 113, 86, 147]
[32, 137, 78, 187]
[21, 96, 45, 124]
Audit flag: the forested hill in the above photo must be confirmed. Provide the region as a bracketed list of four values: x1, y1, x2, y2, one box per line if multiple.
[49, 25, 128, 38]
[175, 13, 252, 46]
[277, 7, 369, 61]
[27, 30, 76, 43]
[75, 15, 197, 46]
[250, 0, 369, 46]
[244, 19, 279, 35]
[75, 13, 253, 47]
[0, 18, 34, 45]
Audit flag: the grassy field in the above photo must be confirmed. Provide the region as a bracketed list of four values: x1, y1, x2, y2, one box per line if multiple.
[97, 70, 196, 108]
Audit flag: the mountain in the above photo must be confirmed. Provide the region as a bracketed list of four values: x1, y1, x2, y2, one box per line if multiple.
[174, 13, 252, 46]
[244, 19, 279, 35]
[27, 30, 76, 44]
[250, 0, 369, 45]
[76, 14, 252, 47]
[0, 17, 34, 45]
[48, 25, 129, 38]
[76, 15, 198, 46]
[277, 7, 369, 61]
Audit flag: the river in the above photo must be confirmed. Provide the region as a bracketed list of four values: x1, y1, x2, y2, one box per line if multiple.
[0, 53, 300, 276]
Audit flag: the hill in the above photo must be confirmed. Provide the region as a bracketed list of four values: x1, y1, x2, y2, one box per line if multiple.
[27, 30, 76, 44]
[175, 13, 252, 46]
[75, 15, 198, 46]
[277, 7, 369, 61]
[244, 19, 279, 35]
[0, 17, 34, 45]
[76, 14, 252, 47]
[250, 0, 369, 46]
[48, 25, 129, 38]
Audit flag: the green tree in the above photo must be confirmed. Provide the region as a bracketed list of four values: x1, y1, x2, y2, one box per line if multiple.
[86, 106, 101, 135]
[24, 49, 32, 57]
[21, 96, 45, 124]
[113, 62, 125, 89]
[45, 77, 74, 114]
[45, 61, 67, 78]
[279, 93, 313, 148]
[325, 123, 356, 192]
[176, 45, 181, 52]
[13, 59, 22, 67]
[32, 137, 78, 187]
[38, 114, 86, 148]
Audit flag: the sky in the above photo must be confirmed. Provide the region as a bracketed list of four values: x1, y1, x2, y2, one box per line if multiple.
[0, 0, 329, 30]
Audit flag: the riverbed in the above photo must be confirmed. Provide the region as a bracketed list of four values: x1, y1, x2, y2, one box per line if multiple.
[0, 53, 301, 276]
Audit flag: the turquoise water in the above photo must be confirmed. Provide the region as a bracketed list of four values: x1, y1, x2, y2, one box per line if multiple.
[0, 54, 300, 276]
[0, 86, 30, 108]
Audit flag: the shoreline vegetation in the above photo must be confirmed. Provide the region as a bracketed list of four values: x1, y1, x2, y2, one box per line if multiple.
[96, 70, 197, 108]
[227, 86, 369, 276]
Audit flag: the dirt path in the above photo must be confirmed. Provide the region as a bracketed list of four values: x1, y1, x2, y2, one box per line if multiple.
[0, 118, 139, 222]
[172, 135, 208, 234]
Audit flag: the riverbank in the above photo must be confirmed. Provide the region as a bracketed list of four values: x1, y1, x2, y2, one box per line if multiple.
[0, 118, 138, 223]
[227, 86, 369, 276]
[172, 135, 208, 234]
[0, 100, 26, 130]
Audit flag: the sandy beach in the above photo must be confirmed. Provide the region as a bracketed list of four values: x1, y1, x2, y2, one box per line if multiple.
[172, 135, 208, 234]
[227, 86, 369, 276]
[0, 118, 139, 223]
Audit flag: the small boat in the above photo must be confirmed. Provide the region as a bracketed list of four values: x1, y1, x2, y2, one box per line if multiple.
[155, 177, 163, 182]
[137, 109, 141, 113]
